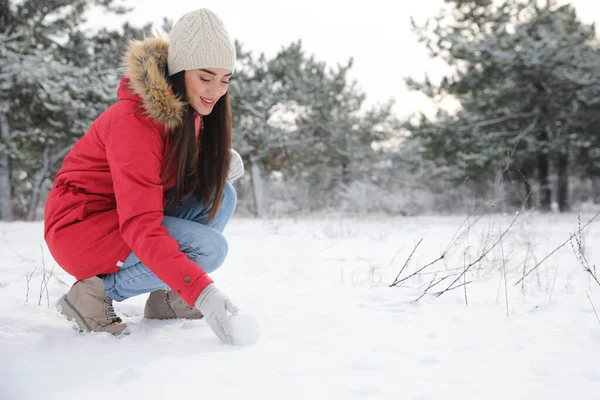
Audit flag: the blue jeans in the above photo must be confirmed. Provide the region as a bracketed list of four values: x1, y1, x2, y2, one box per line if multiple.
[103, 182, 237, 302]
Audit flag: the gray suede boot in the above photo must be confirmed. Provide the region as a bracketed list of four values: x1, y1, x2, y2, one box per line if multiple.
[144, 290, 203, 320]
[56, 277, 127, 335]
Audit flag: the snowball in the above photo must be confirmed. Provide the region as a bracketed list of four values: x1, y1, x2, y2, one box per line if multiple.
[229, 313, 261, 346]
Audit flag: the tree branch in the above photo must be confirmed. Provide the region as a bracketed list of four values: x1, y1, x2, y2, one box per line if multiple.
[50, 144, 73, 165]
[457, 111, 537, 132]
[239, 100, 268, 120]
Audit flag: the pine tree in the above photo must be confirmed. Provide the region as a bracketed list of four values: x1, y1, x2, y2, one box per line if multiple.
[406, 0, 600, 211]
[0, 0, 144, 220]
[230, 41, 398, 215]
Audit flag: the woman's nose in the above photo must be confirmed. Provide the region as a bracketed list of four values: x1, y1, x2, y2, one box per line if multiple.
[208, 82, 226, 97]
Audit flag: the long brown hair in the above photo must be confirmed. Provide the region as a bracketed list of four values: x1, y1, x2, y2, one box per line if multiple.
[162, 71, 232, 222]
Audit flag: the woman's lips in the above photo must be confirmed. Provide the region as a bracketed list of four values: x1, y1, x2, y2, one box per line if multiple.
[200, 97, 215, 107]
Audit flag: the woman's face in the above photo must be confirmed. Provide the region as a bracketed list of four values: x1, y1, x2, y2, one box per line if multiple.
[184, 68, 232, 115]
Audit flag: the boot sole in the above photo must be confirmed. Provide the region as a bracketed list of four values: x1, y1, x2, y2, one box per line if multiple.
[144, 315, 204, 320]
[56, 295, 92, 332]
[57, 295, 129, 336]
[143, 307, 203, 320]
[143, 297, 203, 320]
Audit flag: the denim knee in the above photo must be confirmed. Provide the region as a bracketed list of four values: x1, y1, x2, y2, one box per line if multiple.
[184, 230, 229, 274]
[222, 181, 237, 215]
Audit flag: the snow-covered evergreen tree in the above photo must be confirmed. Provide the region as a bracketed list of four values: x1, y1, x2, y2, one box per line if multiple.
[0, 0, 144, 220]
[405, 0, 600, 211]
[2, 2, 398, 219]
[230, 41, 398, 215]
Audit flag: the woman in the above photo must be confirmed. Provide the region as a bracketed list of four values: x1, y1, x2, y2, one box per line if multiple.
[43, 8, 243, 344]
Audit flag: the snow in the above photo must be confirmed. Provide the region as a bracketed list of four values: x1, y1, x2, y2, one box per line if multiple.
[1, 213, 600, 399]
[229, 312, 261, 346]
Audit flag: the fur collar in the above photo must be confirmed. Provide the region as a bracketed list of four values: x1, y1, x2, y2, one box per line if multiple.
[121, 36, 185, 131]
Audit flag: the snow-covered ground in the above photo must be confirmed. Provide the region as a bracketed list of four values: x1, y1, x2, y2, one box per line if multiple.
[1, 212, 600, 400]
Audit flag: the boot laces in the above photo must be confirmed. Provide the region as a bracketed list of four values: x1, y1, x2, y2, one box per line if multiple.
[103, 296, 121, 323]
[167, 291, 194, 310]
[176, 296, 194, 310]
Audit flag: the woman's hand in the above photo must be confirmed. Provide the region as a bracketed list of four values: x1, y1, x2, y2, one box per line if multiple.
[195, 284, 238, 344]
[228, 149, 244, 182]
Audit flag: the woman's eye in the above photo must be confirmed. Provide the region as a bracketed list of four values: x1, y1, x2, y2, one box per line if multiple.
[221, 81, 230, 85]
[200, 77, 210, 82]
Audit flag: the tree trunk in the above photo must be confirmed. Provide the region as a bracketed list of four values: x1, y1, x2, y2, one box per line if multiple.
[27, 172, 44, 221]
[341, 161, 350, 185]
[0, 112, 13, 221]
[249, 154, 265, 218]
[26, 145, 52, 221]
[593, 177, 600, 204]
[493, 167, 505, 212]
[25, 144, 73, 221]
[516, 161, 534, 209]
[557, 153, 569, 212]
[524, 178, 533, 209]
[537, 129, 551, 211]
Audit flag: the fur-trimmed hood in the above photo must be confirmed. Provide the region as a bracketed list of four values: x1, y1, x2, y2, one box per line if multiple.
[119, 36, 185, 131]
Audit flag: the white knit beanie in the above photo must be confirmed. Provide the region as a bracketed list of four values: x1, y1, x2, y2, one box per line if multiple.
[167, 8, 236, 76]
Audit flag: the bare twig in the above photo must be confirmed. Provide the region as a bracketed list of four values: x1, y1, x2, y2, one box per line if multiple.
[415, 272, 439, 302]
[585, 292, 600, 325]
[385, 242, 408, 272]
[51, 272, 70, 288]
[500, 225, 509, 316]
[436, 280, 472, 295]
[435, 212, 521, 297]
[446, 209, 490, 259]
[391, 211, 485, 289]
[391, 254, 445, 288]
[515, 211, 600, 286]
[25, 246, 57, 307]
[463, 249, 469, 306]
[548, 263, 561, 303]
[43, 265, 55, 308]
[463, 219, 472, 306]
[390, 239, 423, 287]
[414, 274, 453, 302]
[38, 256, 47, 306]
[521, 244, 530, 294]
[570, 213, 600, 288]
[25, 266, 37, 303]
[38, 268, 46, 306]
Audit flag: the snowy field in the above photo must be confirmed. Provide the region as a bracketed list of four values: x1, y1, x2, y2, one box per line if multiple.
[1, 212, 600, 400]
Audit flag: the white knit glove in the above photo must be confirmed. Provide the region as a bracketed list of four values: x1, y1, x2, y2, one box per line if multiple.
[195, 284, 238, 344]
[228, 149, 244, 183]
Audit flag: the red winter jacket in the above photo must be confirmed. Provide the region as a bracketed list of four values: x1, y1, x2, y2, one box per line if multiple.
[43, 37, 213, 306]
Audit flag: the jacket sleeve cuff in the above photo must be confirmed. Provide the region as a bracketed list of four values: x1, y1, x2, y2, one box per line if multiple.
[177, 272, 214, 307]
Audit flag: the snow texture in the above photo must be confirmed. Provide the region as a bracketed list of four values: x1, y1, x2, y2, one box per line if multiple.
[1, 213, 600, 399]
[229, 312, 261, 346]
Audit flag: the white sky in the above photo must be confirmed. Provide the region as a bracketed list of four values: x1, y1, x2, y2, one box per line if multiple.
[86, 0, 600, 118]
